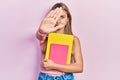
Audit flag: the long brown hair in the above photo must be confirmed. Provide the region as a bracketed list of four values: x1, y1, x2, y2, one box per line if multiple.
[42, 2, 73, 54]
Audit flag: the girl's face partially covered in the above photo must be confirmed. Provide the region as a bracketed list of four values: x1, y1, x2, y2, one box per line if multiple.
[56, 10, 68, 27]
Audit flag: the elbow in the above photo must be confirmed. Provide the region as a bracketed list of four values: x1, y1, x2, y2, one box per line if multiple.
[75, 67, 83, 73]
[76, 65, 83, 73]
[78, 68, 83, 73]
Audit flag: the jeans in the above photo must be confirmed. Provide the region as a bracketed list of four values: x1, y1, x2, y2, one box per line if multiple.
[38, 72, 74, 80]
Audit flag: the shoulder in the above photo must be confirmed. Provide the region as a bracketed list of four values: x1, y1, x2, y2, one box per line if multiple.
[73, 35, 80, 44]
[72, 35, 82, 55]
[72, 35, 81, 49]
[72, 35, 82, 51]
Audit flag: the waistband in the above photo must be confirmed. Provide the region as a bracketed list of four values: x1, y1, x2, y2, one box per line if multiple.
[38, 72, 74, 80]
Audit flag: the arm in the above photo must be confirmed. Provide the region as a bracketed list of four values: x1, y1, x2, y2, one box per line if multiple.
[43, 36, 83, 73]
[36, 7, 64, 44]
[53, 36, 83, 73]
[36, 27, 47, 45]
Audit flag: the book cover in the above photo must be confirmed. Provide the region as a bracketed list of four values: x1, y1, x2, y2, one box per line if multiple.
[45, 33, 74, 64]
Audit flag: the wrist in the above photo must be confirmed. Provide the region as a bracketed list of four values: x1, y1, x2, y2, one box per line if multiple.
[39, 28, 47, 34]
[53, 63, 59, 70]
[37, 29, 48, 37]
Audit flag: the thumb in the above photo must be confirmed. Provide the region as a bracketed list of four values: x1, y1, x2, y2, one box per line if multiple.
[43, 59, 48, 62]
[54, 24, 65, 31]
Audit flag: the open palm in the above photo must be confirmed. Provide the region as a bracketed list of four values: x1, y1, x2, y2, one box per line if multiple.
[40, 7, 65, 34]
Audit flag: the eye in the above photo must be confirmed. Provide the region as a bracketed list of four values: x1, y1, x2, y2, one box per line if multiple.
[60, 15, 65, 18]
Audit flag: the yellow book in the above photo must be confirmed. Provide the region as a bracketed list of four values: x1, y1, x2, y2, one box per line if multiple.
[45, 33, 74, 64]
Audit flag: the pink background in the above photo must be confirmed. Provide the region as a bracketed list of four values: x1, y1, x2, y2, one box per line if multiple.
[0, 0, 120, 80]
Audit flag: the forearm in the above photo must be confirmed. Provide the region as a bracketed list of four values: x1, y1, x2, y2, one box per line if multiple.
[53, 63, 83, 73]
[36, 28, 47, 44]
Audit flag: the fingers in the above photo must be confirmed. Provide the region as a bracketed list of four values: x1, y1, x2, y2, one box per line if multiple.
[46, 7, 62, 19]
[43, 59, 47, 62]
[54, 24, 65, 31]
[50, 7, 60, 18]
[55, 10, 63, 21]
[45, 8, 59, 18]
[46, 10, 54, 18]
[54, 8, 63, 20]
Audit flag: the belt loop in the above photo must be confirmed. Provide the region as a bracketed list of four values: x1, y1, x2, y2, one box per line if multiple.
[44, 73, 47, 80]
[62, 74, 66, 80]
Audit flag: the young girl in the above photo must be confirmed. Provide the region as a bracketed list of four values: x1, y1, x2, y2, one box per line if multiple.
[36, 2, 83, 80]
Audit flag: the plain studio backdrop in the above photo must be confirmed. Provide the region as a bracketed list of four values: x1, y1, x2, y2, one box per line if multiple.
[0, 0, 120, 80]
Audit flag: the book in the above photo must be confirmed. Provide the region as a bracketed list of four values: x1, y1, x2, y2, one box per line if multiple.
[45, 33, 74, 64]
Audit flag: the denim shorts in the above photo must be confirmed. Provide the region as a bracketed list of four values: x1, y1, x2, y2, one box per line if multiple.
[38, 72, 74, 80]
